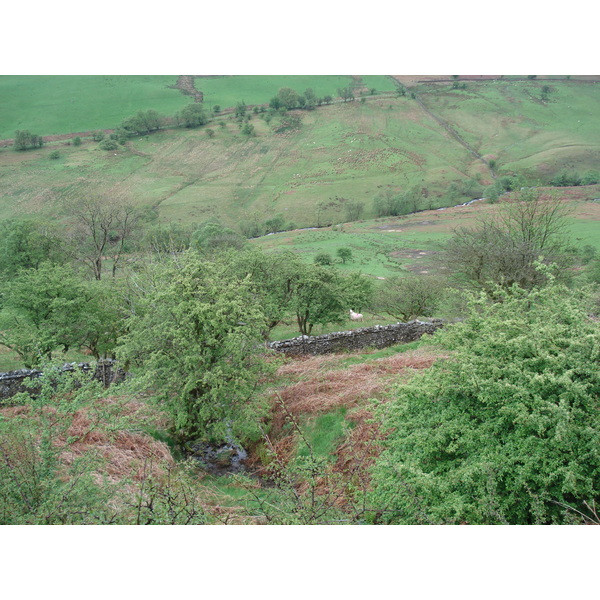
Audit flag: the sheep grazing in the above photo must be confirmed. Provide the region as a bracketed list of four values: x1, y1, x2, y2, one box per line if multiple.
[349, 309, 363, 322]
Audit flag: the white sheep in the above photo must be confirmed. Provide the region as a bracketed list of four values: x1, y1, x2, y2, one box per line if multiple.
[349, 309, 363, 322]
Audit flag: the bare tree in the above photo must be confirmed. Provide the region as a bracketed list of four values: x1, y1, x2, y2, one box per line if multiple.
[65, 194, 141, 280]
[445, 188, 572, 293]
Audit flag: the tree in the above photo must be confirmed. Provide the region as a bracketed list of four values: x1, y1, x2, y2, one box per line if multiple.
[445, 188, 572, 293]
[13, 130, 43, 151]
[369, 278, 600, 524]
[344, 199, 364, 221]
[337, 247, 353, 264]
[337, 87, 355, 102]
[314, 252, 333, 266]
[116, 251, 273, 444]
[176, 104, 208, 128]
[221, 249, 305, 341]
[65, 195, 141, 280]
[292, 266, 373, 335]
[0, 263, 123, 366]
[241, 123, 255, 136]
[191, 220, 247, 253]
[0, 219, 66, 280]
[120, 110, 163, 135]
[275, 87, 301, 110]
[541, 85, 552, 102]
[375, 274, 446, 322]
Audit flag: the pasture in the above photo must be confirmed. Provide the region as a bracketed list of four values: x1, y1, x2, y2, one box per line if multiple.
[0, 76, 188, 139]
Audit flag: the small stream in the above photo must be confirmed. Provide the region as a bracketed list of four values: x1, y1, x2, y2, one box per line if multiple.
[189, 441, 248, 476]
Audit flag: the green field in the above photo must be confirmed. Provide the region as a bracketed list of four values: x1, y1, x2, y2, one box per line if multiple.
[0, 75, 397, 140]
[2, 76, 600, 238]
[0, 76, 189, 139]
[194, 74, 396, 110]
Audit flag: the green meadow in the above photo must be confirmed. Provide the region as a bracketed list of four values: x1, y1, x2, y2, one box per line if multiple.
[0, 75, 188, 139]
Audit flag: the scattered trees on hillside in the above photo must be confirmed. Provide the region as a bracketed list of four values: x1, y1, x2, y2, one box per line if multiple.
[369, 278, 600, 524]
[13, 130, 43, 151]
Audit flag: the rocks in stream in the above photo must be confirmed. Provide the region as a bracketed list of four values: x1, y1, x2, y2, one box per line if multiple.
[190, 442, 248, 475]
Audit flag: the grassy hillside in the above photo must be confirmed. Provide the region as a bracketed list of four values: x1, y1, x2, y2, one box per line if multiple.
[1, 77, 599, 233]
[252, 188, 600, 279]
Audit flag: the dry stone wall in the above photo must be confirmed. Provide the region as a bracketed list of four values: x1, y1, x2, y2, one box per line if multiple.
[269, 320, 444, 356]
[0, 359, 125, 403]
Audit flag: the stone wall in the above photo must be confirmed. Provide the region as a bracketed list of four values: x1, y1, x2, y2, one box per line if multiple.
[0, 359, 126, 403]
[269, 320, 444, 356]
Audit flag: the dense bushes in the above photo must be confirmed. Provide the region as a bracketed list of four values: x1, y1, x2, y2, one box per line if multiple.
[369, 278, 600, 524]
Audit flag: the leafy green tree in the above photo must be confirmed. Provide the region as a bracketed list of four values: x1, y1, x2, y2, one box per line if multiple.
[176, 104, 208, 128]
[116, 251, 273, 445]
[191, 220, 247, 253]
[344, 199, 364, 221]
[241, 123, 255, 136]
[263, 215, 285, 234]
[275, 87, 301, 110]
[541, 85, 552, 102]
[337, 247, 353, 264]
[13, 130, 43, 151]
[0, 219, 66, 280]
[292, 266, 373, 335]
[235, 101, 247, 118]
[0, 264, 123, 366]
[120, 110, 163, 135]
[221, 249, 305, 340]
[337, 87, 355, 102]
[314, 252, 333, 266]
[375, 274, 446, 321]
[369, 278, 600, 524]
[73, 136, 82, 146]
[323, 95, 333, 104]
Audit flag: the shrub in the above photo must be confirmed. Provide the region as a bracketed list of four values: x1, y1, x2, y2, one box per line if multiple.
[73, 136, 82, 146]
[314, 252, 333, 266]
[370, 278, 600, 524]
[99, 139, 118, 151]
[49, 150, 60, 160]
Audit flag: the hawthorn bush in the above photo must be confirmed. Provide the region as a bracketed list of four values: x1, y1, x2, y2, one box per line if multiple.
[369, 276, 600, 524]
